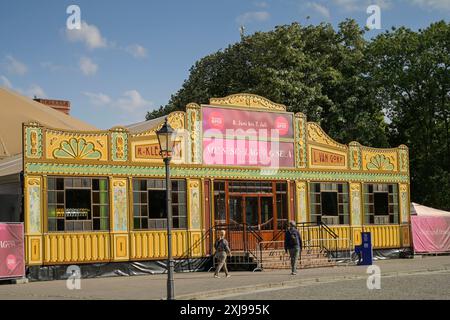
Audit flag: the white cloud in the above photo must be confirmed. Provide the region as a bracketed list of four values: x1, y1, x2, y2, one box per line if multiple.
[115, 90, 152, 112]
[4, 55, 28, 75]
[332, 0, 392, 12]
[236, 11, 270, 24]
[66, 21, 107, 49]
[1, 76, 46, 98]
[26, 84, 46, 98]
[125, 44, 148, 59]
[40, 61, 65, 72]
[1, 75, 12, 88]
[84, 90, 152, 113]
[307, 2, 331, 18]
[83, 91, 112, 106]
[79, 56, 98, 76]
[410, 0, 450, 10]
[254, 1, 269, 8]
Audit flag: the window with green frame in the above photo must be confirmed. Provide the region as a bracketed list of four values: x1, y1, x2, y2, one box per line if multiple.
[309, 182, 349, 225]
[47, 177, 109, 232]
[363, 184, 399, 224]
[132, 179, 187, 230]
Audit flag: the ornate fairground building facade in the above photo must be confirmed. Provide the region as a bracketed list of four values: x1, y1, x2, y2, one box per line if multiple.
[22, 93, 412, 274]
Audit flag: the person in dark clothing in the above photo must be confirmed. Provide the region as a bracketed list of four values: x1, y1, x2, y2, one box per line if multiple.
[214, 230, 232, 278]
[284, 220, 302, 275]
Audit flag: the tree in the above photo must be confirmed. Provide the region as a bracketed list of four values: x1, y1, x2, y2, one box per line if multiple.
[367, 21, 450, 210]
[147, 20, 388, 147]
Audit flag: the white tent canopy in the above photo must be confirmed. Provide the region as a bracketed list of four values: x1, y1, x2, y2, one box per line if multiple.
[411, 202, 450, 254]
[410, 202, 450, 217]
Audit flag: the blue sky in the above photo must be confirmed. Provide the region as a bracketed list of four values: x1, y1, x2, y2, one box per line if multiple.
[1, 0, 449, 129]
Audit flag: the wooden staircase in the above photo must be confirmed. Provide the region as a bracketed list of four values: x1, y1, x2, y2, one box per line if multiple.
[260, 248, 336, 270]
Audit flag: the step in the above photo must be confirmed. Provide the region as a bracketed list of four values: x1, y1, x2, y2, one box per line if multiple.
[263, 260, 336, 270]
[260, 251, 327, 257]
[260, 253, 329, 260]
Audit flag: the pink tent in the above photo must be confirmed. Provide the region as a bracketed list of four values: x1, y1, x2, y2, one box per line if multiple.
[411, 202, 450, 254]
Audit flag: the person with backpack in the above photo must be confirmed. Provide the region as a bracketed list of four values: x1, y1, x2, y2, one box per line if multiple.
[284, 220, 302, 275]
[214, 230, 232, 278]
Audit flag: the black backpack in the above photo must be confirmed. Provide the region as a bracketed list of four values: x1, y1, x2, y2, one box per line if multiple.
[289, 229, 299, 247]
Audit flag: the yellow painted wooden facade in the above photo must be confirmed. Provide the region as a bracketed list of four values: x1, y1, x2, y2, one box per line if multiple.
[22, 94, 412, 266]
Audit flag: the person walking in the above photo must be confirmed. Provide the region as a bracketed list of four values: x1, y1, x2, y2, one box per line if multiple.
[214, 230, 232, 278]
[284, 221, 302, 275]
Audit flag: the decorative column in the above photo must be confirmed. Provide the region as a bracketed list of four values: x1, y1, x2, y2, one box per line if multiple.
[24, 176, 43, 265]
[349, 142, 362, 171]
[186, 103, 202, 164]
[110, 178, 129, 261]
[399, 183, 411, 247]
[110, 128, 129, 162]
[295, 181, 308, 223]
[294, 113, 307, 168]
[23, 123, 44, 265]
[187, 179, 203, 257]
[349, 182, 363, 246]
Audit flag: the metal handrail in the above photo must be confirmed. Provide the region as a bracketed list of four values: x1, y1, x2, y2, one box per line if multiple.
[174, 222, 265, 272]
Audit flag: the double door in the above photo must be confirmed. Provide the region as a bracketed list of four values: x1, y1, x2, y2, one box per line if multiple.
[228, 195, 276, 241]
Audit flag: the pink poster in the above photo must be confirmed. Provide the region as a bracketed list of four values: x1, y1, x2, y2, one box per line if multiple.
[202, 106, 294, 139]
[202, 106, 295, 167]
[411, 216, 450, 253]
[203, 138, 295, 167]
[0, 223, 25, 279]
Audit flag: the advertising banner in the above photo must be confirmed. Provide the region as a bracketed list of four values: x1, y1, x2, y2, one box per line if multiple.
[202, 106, 294, 167]
[0, 223, 25, 279]
[202, 106, 294, 139]
[411, 216, 450, 253]
[203, 138, 294, 167]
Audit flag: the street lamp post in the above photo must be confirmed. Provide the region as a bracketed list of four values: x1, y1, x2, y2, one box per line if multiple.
[156, 118, 176, 300]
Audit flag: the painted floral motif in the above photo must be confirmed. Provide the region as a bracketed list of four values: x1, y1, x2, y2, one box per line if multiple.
[53, 138, 101, 160]
[366, 154, 394, 171]
[350, 184, 361, 226]
[190, 183, 201, 229]
[113, 184, 127, 232]
[28, 183, 41, 233]
[297, 183, 307, 223]
[26, 127, 42, 158]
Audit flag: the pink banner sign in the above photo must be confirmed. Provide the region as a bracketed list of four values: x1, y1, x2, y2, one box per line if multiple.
[0, 223, 25, 279]
[411, 216, 450, 253]
[202, 106, 294, 139]
[203, 138, 295, 167]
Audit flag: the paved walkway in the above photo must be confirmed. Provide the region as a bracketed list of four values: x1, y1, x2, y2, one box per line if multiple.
[0, 256, 449, 300]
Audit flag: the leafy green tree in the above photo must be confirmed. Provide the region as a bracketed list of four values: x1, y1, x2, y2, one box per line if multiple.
[147, 20, 388, 147]
[368, 21, 450, 210]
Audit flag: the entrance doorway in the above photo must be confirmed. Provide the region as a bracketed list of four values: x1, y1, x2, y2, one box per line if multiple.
[213, 181, 288, 242]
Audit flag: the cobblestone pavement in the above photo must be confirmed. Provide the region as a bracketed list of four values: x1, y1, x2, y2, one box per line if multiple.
[214, 269, 450, 300]
[0, 256, 449, 300]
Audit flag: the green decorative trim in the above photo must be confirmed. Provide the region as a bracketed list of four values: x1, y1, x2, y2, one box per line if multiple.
[187, 105, 202, 164]
[25, 127, 43, 159]
[349, 142, 362, 171]
[111, 132, 128, 161]
[399, 149, 409, 173]
[25, 162, 410, 183]
[294, 113, 307, 168]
